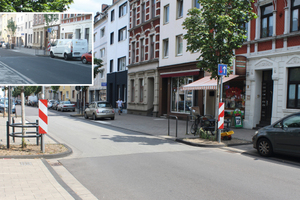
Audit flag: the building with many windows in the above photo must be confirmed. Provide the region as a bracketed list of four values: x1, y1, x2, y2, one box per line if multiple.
[235, 0, 300, 128]
[127, 0, 160, 116]
[106, 0, 129, 109]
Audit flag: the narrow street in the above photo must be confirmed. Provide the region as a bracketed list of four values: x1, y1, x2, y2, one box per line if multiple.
[18, 105, 300, 200]
[0, 48, 92, 84]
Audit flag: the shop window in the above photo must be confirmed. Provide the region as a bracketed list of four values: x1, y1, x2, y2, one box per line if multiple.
[287, 67, 300, 108]
[140, 79, 144, 102]
[291, 0, 300, 32]
[223, 79, 245, 110]
[260, 4, 273, 38]
[171, 76, 193, 113]
[131, 80, 135, 102]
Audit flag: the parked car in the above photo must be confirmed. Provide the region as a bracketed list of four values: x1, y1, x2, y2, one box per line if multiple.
[253, 112, 300, 157]
[0, 98, 15, 114]
[84, 101, 115, 120]
[52, 100, 60, 110]
[2, 43, 9, 49]
[0, 41, 5, 47]
[57, 101, 75, 112]
[47, 100, 56, 109]
[81, 50, 92, 64]
[50, 39, 88, 60]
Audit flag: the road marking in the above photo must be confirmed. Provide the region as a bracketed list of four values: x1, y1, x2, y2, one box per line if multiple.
[94, 120, 111, 124]
[0, 61, 36, 84]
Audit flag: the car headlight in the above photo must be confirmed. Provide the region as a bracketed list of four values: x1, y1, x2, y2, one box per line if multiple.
[254, 131, 258, 136]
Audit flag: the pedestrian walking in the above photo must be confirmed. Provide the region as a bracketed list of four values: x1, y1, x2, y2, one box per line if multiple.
[116, 98, 124, 115]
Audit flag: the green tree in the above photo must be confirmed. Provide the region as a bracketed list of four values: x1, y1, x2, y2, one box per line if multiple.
[5, 18, 17, 47]
[182, 0, 256, 139]
[51, 86, 60, 99]
[0, 0, 74, 12]
[94, 58, 103, 78]
[44, 14, 59, 44]
[182, 0, 256, 79]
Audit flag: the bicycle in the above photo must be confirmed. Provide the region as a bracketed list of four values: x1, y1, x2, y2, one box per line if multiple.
[190, 114, 202, 135]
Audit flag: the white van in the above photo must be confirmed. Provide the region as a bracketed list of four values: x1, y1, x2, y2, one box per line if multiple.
[50, 39, 88, 60]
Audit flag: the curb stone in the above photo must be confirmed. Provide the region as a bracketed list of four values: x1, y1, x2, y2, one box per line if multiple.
[0, 143, 72, 159]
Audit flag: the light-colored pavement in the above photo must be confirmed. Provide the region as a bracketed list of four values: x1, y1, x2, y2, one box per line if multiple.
[0, 111, 256, 199]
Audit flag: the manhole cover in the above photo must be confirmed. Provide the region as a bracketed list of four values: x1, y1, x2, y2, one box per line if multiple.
[20, 162, 32, 166]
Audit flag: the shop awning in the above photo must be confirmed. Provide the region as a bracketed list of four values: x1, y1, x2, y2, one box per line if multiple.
[182, 75, 239, 90]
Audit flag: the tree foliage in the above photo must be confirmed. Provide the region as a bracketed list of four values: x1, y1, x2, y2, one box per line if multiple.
[6, 18, 17, 38]
[44, 14, 59, 43]
[51, 86, 60, 94]
[94, 58, 103, 79]
[182, 0, 256, 79]
[12, 86, 41, 98]
[0, 0, 74, 12]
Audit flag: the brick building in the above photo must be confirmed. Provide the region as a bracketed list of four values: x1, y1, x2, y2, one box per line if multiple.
[235, 0, 300, 128]
[127, 0, 160, 116]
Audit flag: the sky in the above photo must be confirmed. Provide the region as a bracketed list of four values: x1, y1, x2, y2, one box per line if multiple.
[67, 0, 112, 15]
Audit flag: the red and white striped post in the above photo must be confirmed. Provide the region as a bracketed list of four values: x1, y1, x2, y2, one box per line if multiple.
[39, 99, 48, 152]
[47, 41, 51, 51]
[218, 102, 224, 142]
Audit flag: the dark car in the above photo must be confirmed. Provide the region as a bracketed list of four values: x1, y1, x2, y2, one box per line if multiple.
[252, 112, 300, 157]
[81, 50, 92, 64]
[0, 41, 4, 47]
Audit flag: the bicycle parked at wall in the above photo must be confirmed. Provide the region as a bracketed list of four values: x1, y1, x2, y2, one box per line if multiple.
[190, 114, 216, 136]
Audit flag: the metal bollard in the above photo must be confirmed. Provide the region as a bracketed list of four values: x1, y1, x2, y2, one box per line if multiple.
[6, 121, 10, 149]
[36, 120, 39, 145]
[12, 117, 15, 142]
[168, 115, 178, 138]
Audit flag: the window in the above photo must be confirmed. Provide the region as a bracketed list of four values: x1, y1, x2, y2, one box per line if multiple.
[118, 26, 127, 41]
[110, 59, 114, 73]
[64, 14, 68, 19]
[291, 0, 300, 32]
[176, 35, 183, 56]
[140, 38, 145, 61]
[152, 0, 156, 18]
[171, 76, 194, 113]
[119, 2, 127, 17]
[85, 28, 89, 43]
[71, 14, 74, 17]
[110, 32, 114, 44]
[94, 33, 97, 42]
[177, 0, 183, 18]
[287, 67, 300, 108]
[29, 21, 31, 28]
[118, 57, 126, 71]
[133, 8, 136, 27]
[141, 3, 146, 23]
[100, 27, 105, 37]
[25, 22, 27, 29]
[194, 0, 200, 8]
[66, 91, 69, 99]
[139, 79, 144, 102]
[132, 42, 136, 63]
[131, 80, 135, 102]
[72, 90, 75, 99]
[111, 9, 115, 21]
[261, 4, 273, 38]
[164, 5, 169, 24]
[150, 35, 155, 59]
[163, 38, 169, 58]
[100, 48, 105, 58]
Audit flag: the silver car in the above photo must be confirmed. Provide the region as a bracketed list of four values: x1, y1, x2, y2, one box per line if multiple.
[84, 101, 115, 120]
[57, 101, 75, 112]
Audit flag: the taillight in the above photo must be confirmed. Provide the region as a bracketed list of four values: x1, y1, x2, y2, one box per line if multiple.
[112, 109, 115, 113]
[96, 109, 100, 113]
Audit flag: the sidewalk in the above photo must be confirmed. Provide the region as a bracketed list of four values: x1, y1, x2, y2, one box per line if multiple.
[7, 46, 48, 56]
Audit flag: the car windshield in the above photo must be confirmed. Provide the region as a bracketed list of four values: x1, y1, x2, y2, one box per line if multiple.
[63, 101, 71, 104]
[97, 103, 112, 108]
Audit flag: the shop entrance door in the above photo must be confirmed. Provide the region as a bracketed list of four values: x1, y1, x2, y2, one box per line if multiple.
[260, 70, 273, 125]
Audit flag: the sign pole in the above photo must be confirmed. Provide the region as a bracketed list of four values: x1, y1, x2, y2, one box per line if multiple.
[217, 64, 227, 143]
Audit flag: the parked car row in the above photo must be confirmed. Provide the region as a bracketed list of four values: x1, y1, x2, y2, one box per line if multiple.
[47, 100, 75, 112]
[0, 98, 16, 114]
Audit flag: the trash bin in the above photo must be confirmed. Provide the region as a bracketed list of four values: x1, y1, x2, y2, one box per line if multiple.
[11, 44, 14, 49]
[233, 109, 243, 128]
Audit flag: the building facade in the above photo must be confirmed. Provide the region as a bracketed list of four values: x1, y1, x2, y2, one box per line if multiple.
[127, 0, 160, 116]
[235, 0, 300, 128]
[106, 0, 129, 109]
[158, 0, 203, 118]
[89, 5, 109, 103]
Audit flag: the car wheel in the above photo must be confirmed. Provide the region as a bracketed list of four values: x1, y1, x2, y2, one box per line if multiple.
[93, 113, 96, 120]
[257, 138, 273, 157]
[82, 57, 87, 64]
[64, 53, 68, 60]
[84, 112, 89, 119]
[111, 117, 115, 120]
[50, 51, 54, 58]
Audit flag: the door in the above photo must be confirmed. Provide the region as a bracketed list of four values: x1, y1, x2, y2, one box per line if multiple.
[260, 70, 273, 125]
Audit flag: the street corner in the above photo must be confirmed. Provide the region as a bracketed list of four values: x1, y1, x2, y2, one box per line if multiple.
[0, 143, 72, 159]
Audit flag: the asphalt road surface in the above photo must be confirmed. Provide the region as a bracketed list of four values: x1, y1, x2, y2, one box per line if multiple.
[21, 106, 300, 200]
[0, 48, 92, 85]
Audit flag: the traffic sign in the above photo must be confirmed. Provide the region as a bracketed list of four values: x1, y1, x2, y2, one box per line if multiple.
[218, 64, 227, 76]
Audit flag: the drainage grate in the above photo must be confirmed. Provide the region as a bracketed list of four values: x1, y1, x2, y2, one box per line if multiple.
[50, 162, 62, 166]
[20, 162, 32, 166]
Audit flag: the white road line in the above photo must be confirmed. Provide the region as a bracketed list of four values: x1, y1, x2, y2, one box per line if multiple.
[0, 61, 36, 84]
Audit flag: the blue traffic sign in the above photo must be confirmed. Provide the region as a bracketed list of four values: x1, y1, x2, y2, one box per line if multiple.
[218, 64, 227, 76]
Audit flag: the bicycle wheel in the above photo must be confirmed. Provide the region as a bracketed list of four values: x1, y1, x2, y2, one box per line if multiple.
[190, 123, 198, 135]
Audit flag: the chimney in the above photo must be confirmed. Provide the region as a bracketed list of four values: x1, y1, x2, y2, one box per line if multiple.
[102, 4, 108, 12]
